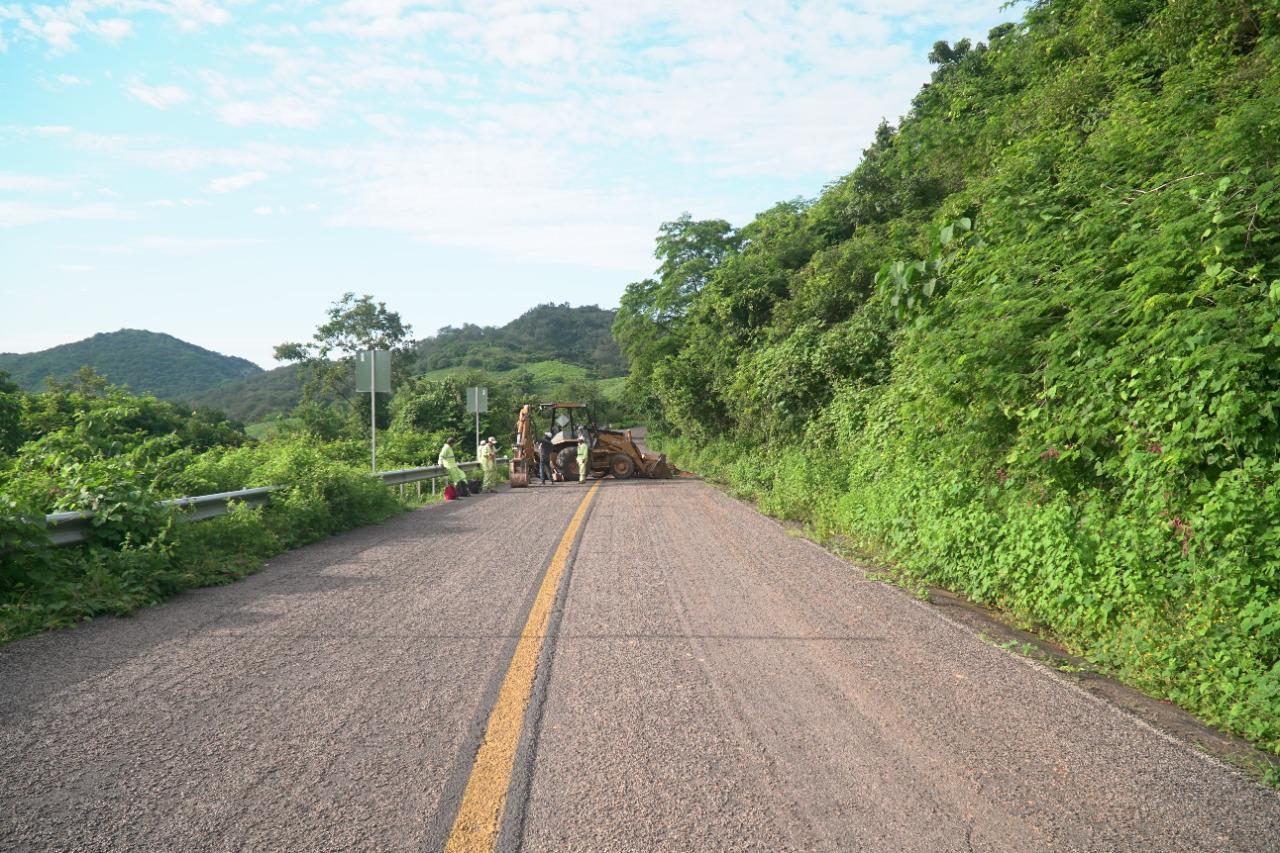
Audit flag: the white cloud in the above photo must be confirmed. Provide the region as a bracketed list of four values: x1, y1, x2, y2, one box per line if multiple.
[40, 19, 78, 53]
[128, 82, 190, 110]
[95, 17, 132, 42]
[283, 0, 1011, 266]
[343, 63, 446, 92]
[166, 0, 232, 31]
[218, 96, 324, 128]
[0, 0, 1015, 272]
[0, 0, 230, 52]
[310, 5, 471, 40]
[114, 141, 294, 172]
[204, 170, 267, 193]
[481, 11, 576, 67]
[138, 235, 266, 250]
[362, 113, 405, 135]
[323, 139, 662, 271]
[227, 2, 1005, 184]
[0, 201, 131, 227]
[56, 73, 90, 85]
[0, 172, 69, 192]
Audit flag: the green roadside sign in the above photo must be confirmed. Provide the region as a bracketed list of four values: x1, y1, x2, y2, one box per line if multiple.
[356, 350, 391, 393]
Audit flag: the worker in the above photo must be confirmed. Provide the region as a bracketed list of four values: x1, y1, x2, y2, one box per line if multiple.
[439, 437, 467, 497]
[474, 438, 489, 490]
[482, 436, 499, 493]
[576, 428, 589, 483]
[537, 431, 554, 484]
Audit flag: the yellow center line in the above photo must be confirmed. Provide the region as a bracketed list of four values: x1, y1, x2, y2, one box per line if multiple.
[444, 479, 603, 853]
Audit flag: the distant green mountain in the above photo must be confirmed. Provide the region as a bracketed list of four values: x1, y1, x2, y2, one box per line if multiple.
[414, 303, 625, 377]
[188, 364, 306, 424]
[0, 330, 263, 400]
[191, 303, 626, 423]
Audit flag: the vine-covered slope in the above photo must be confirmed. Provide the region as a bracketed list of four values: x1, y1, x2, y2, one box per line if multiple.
[616, 1, 1280, 753]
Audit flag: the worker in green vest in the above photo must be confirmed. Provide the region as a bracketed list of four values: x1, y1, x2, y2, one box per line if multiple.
[439, 437, 467, 493]
[481, 436, 498, 492]
[576, 429, 589, 483]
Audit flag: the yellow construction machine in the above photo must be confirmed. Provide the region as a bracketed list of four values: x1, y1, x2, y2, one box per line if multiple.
[508, 402, 676, 487]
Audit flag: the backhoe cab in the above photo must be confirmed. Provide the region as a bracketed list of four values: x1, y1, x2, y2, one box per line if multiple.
[507, 402, 676, 487]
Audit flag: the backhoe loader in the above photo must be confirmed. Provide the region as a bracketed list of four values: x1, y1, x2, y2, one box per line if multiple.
[508, 402, 676, 487]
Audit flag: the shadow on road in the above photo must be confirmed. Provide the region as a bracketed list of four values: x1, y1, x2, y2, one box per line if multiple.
[0, 503, 479, 720]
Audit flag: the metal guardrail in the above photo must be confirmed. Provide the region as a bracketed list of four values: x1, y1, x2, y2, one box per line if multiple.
[43, 486, 280, 546]
[43, 458, 508, 547]
[165, 486, 280, 520]
[378, 461, 470, 486]
[376, 457, 507, 486]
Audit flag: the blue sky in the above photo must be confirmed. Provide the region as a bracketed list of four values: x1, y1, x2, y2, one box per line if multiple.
[1, 0, 1016, 367]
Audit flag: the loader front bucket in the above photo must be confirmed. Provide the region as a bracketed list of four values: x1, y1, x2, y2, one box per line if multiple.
[640, 452, 678, 478]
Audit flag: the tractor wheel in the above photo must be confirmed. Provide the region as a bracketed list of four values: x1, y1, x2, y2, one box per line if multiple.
[556, 447, 579, 480]
[608, 453, 635, 480]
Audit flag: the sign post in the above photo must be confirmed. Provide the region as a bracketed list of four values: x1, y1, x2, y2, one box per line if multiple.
[466, 386, 488, 458]
[356, 350, 391, 472]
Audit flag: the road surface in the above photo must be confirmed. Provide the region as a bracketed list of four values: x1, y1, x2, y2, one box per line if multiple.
[2, 479, 1278, 851]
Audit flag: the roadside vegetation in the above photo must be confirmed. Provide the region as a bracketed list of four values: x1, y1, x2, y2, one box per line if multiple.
[619, 0, 1280, 755]
[0, 297, 639, 644]
[0, 368, 406, 643]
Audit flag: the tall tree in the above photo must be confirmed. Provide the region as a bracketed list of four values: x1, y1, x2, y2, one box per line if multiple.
[274, 293, 414, 426]
[612, 214, 741, 419]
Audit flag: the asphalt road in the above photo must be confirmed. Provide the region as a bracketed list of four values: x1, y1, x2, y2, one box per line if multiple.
[2, 478, 1278, 851]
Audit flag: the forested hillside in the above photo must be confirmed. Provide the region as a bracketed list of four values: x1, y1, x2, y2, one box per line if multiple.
[413, 302, 625, 376]
[190, 302, 624, 423]
[0, 330, 262, 398]
[617, 0, 1280, 754]
[188, 364, 307, 424]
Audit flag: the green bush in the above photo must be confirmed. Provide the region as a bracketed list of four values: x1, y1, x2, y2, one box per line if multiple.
[255, 442, 401, 544]
[0, 496, 55, 590]
[0, 400, 424, 643]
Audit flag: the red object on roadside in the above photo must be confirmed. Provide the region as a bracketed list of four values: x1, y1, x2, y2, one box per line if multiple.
[443, 483, 458, 501]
